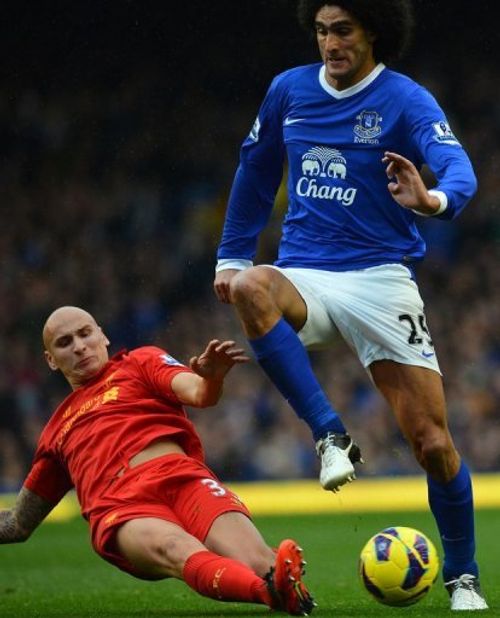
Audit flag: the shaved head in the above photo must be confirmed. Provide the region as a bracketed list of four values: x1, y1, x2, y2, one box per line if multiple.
[43, 306, 98, 350]
[43, 306, 110, 389]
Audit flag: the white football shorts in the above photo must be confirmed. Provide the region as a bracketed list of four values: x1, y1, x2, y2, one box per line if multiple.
[268, 263, 441, 374]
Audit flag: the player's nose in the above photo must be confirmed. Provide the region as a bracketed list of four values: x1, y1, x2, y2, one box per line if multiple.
[73, 337, 87, 352]
[325, 32, 340, 52]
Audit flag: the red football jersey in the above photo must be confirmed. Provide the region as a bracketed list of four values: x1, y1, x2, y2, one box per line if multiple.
[24, 347, 204, 520]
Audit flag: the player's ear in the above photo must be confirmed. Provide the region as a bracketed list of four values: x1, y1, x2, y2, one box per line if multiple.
[99, 327, 110, 347]
[44, 350, 59, 371]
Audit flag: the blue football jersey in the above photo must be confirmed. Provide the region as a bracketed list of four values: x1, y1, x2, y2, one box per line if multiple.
[217, 64, 477, 271]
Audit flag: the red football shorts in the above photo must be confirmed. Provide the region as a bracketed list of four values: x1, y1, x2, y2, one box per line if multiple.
[90, 453, 251, 577]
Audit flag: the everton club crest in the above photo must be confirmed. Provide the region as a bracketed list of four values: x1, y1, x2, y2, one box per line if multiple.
[354, 110, 383, 144]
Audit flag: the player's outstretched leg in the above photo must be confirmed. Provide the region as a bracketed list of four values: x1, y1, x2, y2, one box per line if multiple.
[265, 539, 316, 616]
[315, 432, 363, 492]
[247, 316, 363, 492]
[445, 574, 489, 611]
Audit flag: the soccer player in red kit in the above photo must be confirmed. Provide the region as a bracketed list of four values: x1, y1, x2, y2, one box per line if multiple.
[0, 306, 315, 616]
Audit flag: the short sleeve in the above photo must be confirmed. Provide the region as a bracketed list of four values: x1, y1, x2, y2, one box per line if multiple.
[130, 346, 193, 402]
[24, 454, 73, 504]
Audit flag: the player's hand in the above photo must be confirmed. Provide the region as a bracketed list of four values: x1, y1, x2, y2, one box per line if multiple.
[190, 339, 250, 380]
[382, 151, 440, 215]
[213, 269, 239, 304]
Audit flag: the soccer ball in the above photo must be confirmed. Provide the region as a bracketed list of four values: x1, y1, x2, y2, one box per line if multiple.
[359, 526, 439, 606]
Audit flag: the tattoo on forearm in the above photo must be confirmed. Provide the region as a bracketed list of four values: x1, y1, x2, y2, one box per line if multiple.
[0, 488, 55, 543]
[0, 510, 20, 543]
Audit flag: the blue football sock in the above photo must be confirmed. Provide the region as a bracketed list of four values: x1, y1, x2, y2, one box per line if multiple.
[427, 461, 478, 581]
[249, 317, 345, 441]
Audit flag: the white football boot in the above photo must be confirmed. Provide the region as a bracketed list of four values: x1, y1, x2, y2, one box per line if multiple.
[315, 432, 363, 492]
[445, 574, 489, 610]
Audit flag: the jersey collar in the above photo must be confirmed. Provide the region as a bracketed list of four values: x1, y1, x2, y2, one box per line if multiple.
[319, 63, 386, 99]
[72, 350, 126, 391]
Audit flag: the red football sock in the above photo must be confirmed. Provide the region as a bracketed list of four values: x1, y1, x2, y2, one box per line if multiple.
[182, 550, 271, 606]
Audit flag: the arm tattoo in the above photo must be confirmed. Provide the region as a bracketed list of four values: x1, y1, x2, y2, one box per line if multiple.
[0, 488, 56, 543]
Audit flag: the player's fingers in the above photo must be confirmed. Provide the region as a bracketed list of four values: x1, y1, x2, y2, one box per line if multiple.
[386, 151, 415, 172]
[214, 283, 230, 303]
[384, 152, 410, 171]
[383, 150, 404, 160]
[215, 291, 225, 303]
[216, 339, 234, 347]
[213, 282, 223, 299]
[387, 163, 402, 181]
[214, 340, 237, 354]
[226, 348, 248, 359]
[205, 339, 221, 352]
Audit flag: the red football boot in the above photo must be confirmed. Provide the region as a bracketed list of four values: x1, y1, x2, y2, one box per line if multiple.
[265, 539, 316, 615]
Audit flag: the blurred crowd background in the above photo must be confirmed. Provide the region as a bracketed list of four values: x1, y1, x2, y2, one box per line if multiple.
[1, 1, 499, 491]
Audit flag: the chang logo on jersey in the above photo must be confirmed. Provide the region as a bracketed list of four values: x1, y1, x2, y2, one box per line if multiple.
[354, 110, 383, 143]
[297, 147, 357, 206]
[249, 116, 261, 142]
[432, 120, 460, 145]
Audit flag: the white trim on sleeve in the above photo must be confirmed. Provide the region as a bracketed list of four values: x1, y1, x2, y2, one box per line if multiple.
[412, 190, 448, 217]
[215, 259, 253, 273]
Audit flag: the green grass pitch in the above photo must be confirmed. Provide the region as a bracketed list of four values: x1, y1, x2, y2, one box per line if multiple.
[1, 510, 498, 617]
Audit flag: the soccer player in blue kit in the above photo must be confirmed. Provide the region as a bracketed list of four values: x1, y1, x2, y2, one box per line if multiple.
[213, 0, 487, 611]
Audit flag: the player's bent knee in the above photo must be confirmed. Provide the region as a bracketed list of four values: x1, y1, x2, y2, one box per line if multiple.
[416, 432, 457, 479]
[230, 268, 271, 302]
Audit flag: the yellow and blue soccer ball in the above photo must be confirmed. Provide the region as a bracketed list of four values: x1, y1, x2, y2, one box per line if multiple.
[359, 526, 439, 606]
